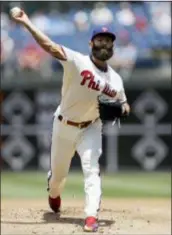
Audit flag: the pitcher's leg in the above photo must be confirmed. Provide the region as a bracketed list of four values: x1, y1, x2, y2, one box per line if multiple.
[76, 120, 102, 218]
[48, 117, 76, 199]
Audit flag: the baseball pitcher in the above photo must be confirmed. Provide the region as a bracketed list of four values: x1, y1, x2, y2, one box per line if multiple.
[11, 8, 130, 232]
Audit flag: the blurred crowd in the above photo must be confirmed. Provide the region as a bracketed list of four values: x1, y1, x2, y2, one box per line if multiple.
[1, 1, 171, 80]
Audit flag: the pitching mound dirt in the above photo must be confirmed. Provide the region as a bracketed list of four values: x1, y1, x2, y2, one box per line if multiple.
[1, 198, 171, 235]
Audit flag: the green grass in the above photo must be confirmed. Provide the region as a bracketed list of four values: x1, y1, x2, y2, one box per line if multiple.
[1, 171, 171, 199]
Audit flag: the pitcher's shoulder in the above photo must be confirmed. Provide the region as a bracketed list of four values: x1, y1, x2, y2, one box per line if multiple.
[108, 66, 123, 81]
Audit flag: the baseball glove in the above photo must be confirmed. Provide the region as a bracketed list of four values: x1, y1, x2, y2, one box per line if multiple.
[98, 98, 129, 122]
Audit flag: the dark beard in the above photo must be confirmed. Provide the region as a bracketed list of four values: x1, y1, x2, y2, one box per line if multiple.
[92, 44, 113, 61]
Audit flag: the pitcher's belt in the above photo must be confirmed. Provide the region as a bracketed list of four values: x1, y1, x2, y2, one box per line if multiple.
[58, 115, 96, 129]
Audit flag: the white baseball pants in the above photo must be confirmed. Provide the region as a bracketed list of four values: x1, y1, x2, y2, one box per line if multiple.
[48, 115, 102, 218]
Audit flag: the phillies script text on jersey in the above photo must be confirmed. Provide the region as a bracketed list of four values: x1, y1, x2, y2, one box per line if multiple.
[80, 70, 117, 98]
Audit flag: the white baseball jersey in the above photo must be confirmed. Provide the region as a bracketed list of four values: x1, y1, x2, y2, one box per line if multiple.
[54, 46, 127, 122]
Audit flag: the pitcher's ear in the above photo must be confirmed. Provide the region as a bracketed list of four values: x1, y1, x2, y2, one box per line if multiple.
[89, 40, 93, 48]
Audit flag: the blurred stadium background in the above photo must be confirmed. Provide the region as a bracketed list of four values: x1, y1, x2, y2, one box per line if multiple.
[1, 1, 171, 200]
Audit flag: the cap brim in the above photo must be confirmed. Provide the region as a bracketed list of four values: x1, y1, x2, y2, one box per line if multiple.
[92, 32, 116, 41]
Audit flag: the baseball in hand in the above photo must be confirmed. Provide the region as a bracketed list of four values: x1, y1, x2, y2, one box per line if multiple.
[10, 7, 23, 18]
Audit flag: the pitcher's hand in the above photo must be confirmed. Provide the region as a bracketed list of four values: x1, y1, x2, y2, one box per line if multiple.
[10, 8, 30, 26]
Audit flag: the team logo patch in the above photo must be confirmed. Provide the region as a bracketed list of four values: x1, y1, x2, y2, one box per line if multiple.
[80, 70, 117, 98]
[80, 70, 100, 91]
[102, 27, 108, 32]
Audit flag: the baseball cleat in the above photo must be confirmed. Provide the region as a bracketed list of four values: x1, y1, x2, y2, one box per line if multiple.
[48, 195, 61, 213]
[84, 216, 98, 232]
